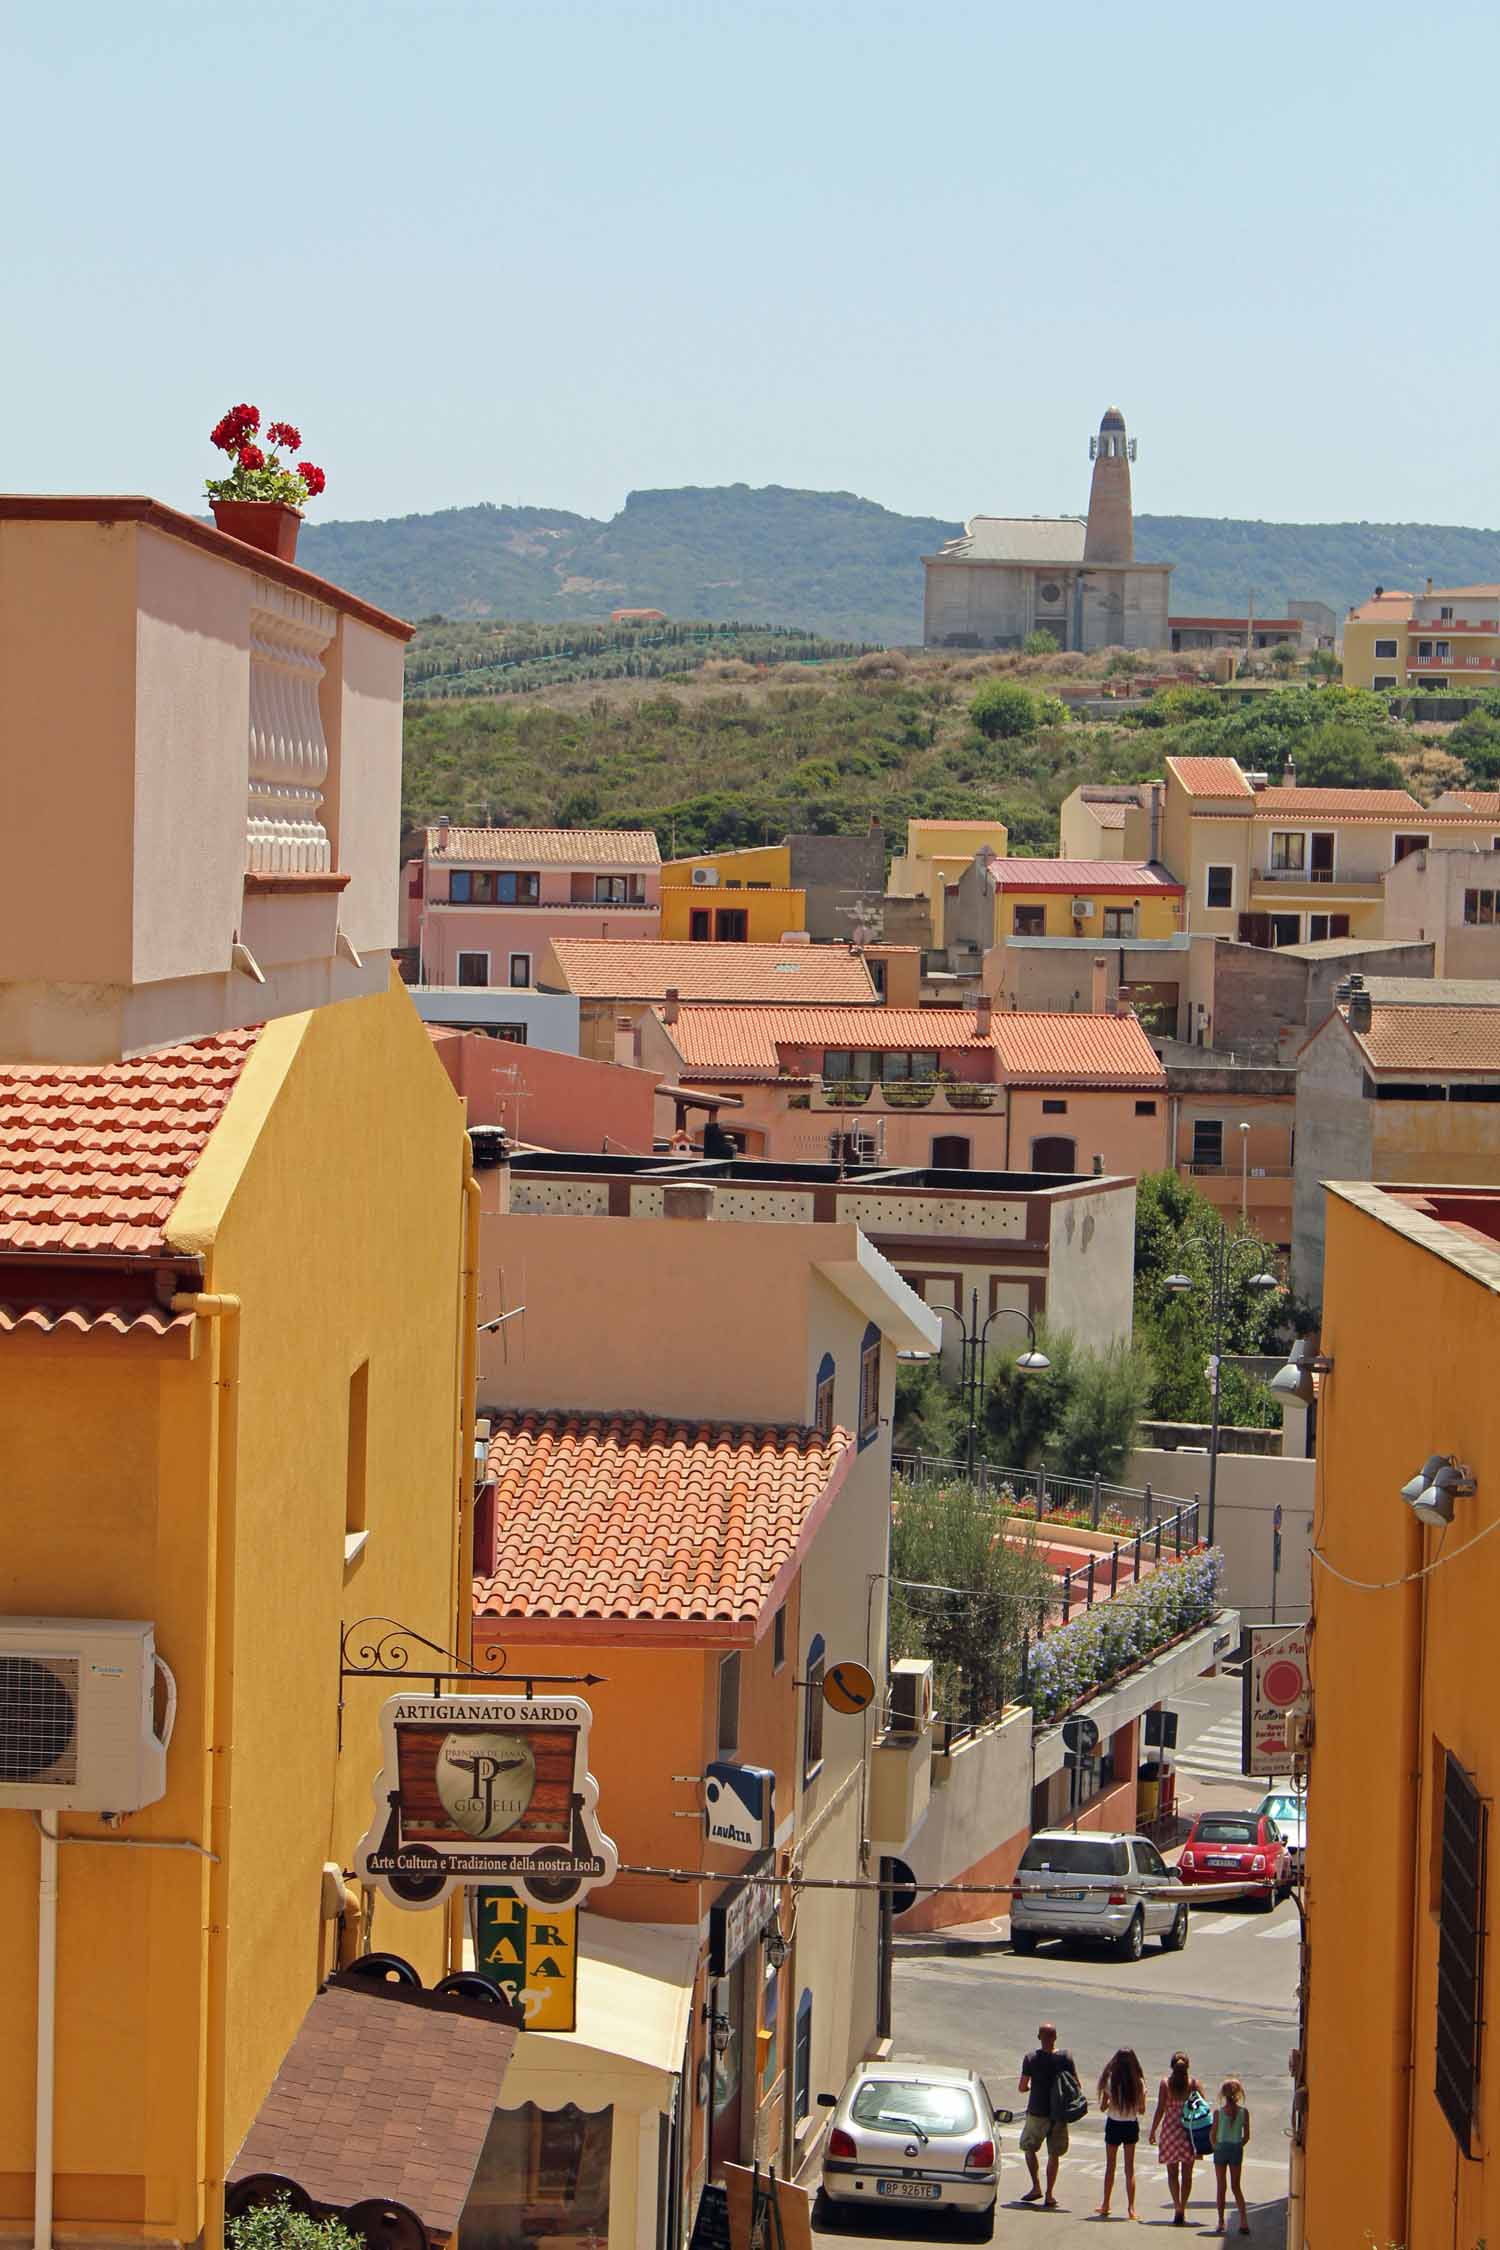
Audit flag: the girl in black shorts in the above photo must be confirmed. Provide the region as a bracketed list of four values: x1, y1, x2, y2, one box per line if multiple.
[1097, 2049, 1147, 2220]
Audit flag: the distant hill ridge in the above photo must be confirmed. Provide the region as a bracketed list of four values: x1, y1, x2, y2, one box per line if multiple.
[296, 485, 1500, 645]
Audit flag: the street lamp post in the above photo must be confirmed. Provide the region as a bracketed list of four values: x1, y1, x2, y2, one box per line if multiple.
[1164, 1228, 1279, 1546]
[936, 1289, 1050, 1478]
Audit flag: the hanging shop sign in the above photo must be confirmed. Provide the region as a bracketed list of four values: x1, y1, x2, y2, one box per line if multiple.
[355, 1692, 617, 1912]
[475, 1886, 578, 2032]
[704, 1762, 775, 1852]
[709, 1848, 778, 1976]
[1241, 1625, 1311, 1777]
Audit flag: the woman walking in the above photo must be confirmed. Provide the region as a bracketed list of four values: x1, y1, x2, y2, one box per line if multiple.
[1148, 2051, 1203, 2226]
[1095, 2048, 1147, 2220]
[1211, 2079, 1251, 2235]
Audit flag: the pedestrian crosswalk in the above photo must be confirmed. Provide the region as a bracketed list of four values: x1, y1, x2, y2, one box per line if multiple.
[1175, 1712, 1247, 1782]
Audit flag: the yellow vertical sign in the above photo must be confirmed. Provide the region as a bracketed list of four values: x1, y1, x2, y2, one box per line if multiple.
[475, 1888, 578, 2032]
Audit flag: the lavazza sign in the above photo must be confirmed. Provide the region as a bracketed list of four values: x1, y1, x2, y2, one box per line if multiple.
[355, 1693, 618, 1912]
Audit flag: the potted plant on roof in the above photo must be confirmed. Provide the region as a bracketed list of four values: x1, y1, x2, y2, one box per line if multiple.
[204, 402, 327, 562]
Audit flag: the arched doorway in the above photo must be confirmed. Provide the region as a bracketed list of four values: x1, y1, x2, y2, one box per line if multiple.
[1030, 1135, 1077, 1173]
[931, 1134, 971, 1170]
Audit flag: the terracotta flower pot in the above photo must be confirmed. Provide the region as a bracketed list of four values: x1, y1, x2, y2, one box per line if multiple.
[210, 498, 302, 562]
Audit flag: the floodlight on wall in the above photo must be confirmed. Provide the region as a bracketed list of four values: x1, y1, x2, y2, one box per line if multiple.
[1402, 1456, 1476, 1528]
[1398, 1455, 1448, 1505]
[1271, 1339, 1334, 1404]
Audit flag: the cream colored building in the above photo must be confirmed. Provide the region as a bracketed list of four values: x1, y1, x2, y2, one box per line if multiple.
[1058, 784, 1159, 862]
[887, 819, 1008, 949]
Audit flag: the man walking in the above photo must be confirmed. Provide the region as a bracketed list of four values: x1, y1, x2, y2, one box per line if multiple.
[1018, 2020, 1077, 2211]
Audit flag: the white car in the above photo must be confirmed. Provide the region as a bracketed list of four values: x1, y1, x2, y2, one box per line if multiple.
[817, 2062, 1014, 2236]
[1255, 1788, 1307, 1875]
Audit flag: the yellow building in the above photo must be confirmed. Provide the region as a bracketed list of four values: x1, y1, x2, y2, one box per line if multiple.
[957, 855, 1184, 948]
[660, 843, 807, 942]
[1161, 754, 1497, 948]
[1301, 1180, 1500, 2245]
[0, 498, 477, 2248]
[1343, 582, 1500, 692]
[887, 819, 1008, 948]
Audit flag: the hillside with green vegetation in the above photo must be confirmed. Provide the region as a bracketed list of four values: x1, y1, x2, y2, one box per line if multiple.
[401, 643, 1500, 856]
[405, 618, 877, 699]
[300, 483, 1500, 643]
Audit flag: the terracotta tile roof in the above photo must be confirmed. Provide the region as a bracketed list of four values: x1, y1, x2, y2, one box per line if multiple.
[1440, 791, 1500, 817]
[1347, 591, 1413, 619]
[227, 1980, 516, 2236]
[474, 1411, 853, 1639]
[1083, 802, 1130, 829]
[426, 826, 661, 865]
[1250, 786, 1425, 818]
[994, 1011, 1167, 1088]
[0, 1029, 259, 1257]
[547, 939, 878, 1003]
[1166, 756, 1254, 799]
[661, 1005, 1166, 1088]
[1347, 1002, 1500, 1074]
[0, 1302, 195, 1345]
[981, 858, 1182, 894]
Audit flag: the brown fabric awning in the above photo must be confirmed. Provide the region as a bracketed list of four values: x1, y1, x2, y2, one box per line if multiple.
[227, 1981, 518, 2240]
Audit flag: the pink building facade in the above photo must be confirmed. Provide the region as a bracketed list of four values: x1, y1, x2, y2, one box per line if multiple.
[428, 1026, 659, 1153]
[404, 822, 661, 988]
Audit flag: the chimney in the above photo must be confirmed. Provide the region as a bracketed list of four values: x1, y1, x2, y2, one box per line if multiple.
[1091, 955, 1109, 1012]
[1115, 987, 1134, 1017]
[974, 992, 993, 1036]
[1348, 989, 1373, 1034]
[1283, 755, 1296, 790]
[663, 1182, 715, 1222]
[664, 986, 681, 1025]
[435, 813, 451, 850]
[1426, 577, 1434, 596]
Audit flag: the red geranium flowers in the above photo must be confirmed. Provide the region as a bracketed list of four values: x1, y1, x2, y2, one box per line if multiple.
[205, 402, 328, 511]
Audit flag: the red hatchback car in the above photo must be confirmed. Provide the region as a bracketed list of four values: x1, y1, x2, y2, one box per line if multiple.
[1176, 1811, 1291, 1907]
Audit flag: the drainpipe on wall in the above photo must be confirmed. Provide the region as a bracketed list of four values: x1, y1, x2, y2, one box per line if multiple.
[168, 1290, 242, 2250]
[33, 1813, 59, 2250]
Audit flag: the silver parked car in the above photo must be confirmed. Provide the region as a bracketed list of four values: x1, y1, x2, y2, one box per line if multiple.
[817, 2062, 1014, 2235]
[1010, 1829, 1189, 1961]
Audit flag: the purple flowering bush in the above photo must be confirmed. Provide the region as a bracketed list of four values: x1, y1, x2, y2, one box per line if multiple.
[1025, 1547, 1224, 1723]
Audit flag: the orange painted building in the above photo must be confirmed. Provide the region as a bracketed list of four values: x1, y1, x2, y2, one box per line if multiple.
[1301, 1181, 1500, 2245]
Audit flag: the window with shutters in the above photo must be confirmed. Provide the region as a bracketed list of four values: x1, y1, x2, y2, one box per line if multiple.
[1434, 1749, 1487, 2155]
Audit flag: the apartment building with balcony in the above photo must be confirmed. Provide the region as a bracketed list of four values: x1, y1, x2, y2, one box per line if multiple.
[0, 497, 481, 2248]
[950, 854, 1185, 952]
[404, 823, 661, 989]
[1160, 754, 1496, 950]
[1343, 582, 1500, 691]
[639, 996, 1169, 1178]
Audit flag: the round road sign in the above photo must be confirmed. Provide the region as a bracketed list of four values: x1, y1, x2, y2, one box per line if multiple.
[883, 1857, 919, 1917]
[823, 1659, 876, 1715]
[1062, 1715, 1100, 1758]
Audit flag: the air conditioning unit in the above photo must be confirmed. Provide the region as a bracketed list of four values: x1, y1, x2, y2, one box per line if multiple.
[888, 1658, 934, 1738]
[0, 1619, 175, 1812]
[691, 867, 720, 887]
[1071, 899, 1095, 918]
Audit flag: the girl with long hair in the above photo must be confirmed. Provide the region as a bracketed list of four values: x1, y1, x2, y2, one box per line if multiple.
[1149, 2050, 1203, 2225]
[1211, 2079, 1251, 2235]
[1095, 2048, 1147, 2220]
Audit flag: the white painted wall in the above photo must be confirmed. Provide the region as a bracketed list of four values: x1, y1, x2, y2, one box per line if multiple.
[1126, 1449, 1313, 1624]
[901, 1708, 1032, 1898]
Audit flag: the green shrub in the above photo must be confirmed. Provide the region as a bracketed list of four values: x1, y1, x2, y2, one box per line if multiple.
[228, 2199, 363, 2250]
[1022, 629, 1059, 656]
[969, 681, 1039, 740]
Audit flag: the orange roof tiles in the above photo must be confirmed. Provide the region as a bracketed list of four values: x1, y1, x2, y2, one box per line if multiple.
[548, 939, 879, 1004]
[1251, 786, 1425, 818]
[474, 1411, 853, 1640]
[981, 858, 1182, 893]
[1347, 1004, 1500, 1074]
[426, 826, 660, 865]
[1166, 756, 1254, 798]
[1442, 791, 1500, 817]
[1347, 590, 1413, 619]
[0, 1028, 259, 1256]
[662, 1005, 1167, 1088]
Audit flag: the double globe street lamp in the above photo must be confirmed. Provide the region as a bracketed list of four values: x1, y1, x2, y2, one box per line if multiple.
[1163, 1229, 1280, 1545]
[933, 1289, 1050, 1479]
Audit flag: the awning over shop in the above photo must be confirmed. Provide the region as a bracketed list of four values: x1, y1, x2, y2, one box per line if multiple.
[485, 1918, 698, 2112]
[227, 1980, 518, 2242]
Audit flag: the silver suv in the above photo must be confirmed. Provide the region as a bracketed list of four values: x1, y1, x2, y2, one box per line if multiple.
[1010, 1830, 1188, 1962]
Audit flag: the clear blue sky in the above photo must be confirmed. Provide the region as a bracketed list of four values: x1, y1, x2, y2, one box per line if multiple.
[6, 0, 1498, 531]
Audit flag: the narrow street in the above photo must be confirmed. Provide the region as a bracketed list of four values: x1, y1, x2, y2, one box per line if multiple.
[814, 1673, 1298, 2245]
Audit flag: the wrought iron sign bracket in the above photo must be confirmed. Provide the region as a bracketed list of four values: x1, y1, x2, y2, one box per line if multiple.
[338, 1617, 606, 1749]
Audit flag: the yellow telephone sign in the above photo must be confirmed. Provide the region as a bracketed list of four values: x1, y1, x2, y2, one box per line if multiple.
[475, 1887, 578, 2031]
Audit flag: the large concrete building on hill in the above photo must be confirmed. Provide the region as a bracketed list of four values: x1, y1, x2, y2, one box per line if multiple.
[921, 406, 1172, 652]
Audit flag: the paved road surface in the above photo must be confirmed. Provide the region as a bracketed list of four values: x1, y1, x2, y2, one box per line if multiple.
[812, 1671, 1299, 2246]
